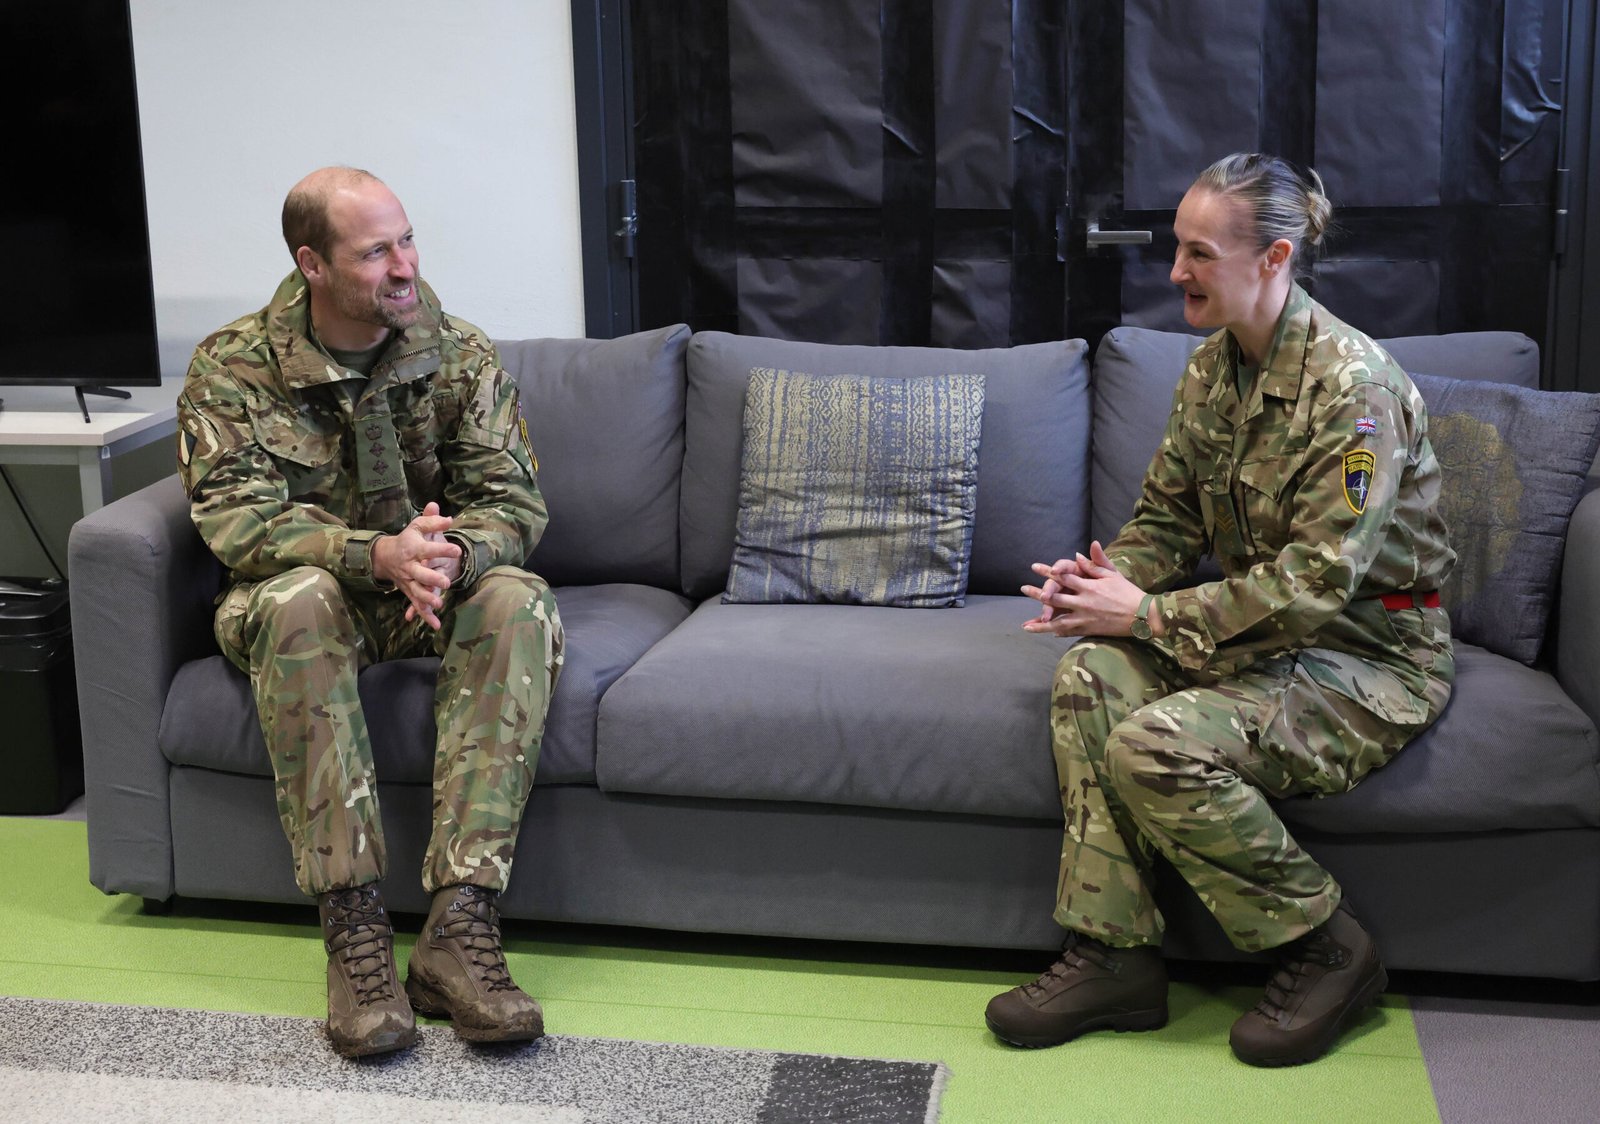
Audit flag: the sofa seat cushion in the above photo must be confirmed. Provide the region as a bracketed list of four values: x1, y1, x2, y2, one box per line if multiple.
[598, 603, 1598, 834]
[159, 582, 692, 786]
[1278, 641, 1600, 834]
[596, 595, 1073, 819]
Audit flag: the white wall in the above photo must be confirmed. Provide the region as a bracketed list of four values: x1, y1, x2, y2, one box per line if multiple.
[0, 2, 586, 578]
[131, 0, 586, 376]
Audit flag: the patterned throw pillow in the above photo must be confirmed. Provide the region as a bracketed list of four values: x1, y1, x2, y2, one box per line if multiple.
[1411, 372, 1600, 664]
[724, 369, 985, 607]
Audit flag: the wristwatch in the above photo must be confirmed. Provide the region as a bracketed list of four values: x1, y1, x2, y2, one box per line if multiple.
[1130, 593, 1155, 640]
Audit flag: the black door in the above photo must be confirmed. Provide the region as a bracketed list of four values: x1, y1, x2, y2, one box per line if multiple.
[619, 0, 1569, 360]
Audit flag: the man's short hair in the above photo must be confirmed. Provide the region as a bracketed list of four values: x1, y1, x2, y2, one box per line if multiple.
[281, 167, 380, 263]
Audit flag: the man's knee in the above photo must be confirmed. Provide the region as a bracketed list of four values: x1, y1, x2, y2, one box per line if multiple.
[232, 568, 358, 670]
[464, 566, 563, 642]
[246, 566, 346, 631]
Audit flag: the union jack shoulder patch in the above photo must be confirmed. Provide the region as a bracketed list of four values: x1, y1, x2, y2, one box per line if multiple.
[1355, 416, 1378, 436]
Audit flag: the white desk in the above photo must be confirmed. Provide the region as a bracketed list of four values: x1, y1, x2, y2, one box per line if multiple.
[0, 383, 179, 513]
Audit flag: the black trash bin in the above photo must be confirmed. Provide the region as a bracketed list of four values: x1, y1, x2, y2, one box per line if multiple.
[0, 580, 82, 814]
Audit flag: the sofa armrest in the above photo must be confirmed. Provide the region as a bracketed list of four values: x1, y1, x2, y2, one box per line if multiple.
[1556, 485, 1600, 731]
[68, 474, 221, 900]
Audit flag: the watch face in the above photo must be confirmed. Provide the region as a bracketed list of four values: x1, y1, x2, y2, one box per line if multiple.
[1131, 619, 1152, 640]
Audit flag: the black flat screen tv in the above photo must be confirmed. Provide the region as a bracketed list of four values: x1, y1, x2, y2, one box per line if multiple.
[0, 0, 160, 390]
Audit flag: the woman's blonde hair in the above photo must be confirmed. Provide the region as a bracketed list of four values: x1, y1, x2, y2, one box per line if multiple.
[1193, 153, 1333, 276]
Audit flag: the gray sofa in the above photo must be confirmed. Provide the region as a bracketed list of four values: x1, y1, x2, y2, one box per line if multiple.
[69, 323, 1600, 980]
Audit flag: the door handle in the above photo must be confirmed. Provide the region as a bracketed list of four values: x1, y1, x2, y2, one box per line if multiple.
[1085, 221, 1152, 248]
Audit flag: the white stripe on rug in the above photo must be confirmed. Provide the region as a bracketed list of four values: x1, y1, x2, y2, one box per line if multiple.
[0, 1067, 583, 1123]
[0, 997, 946, 1124]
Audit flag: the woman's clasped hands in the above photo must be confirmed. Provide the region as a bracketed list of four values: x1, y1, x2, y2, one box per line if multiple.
[1021, 541, 1149, 638]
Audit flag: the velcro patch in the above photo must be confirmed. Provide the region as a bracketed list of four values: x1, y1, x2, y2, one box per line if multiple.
[518, 407, 538, 472]
[1343, 449, 1376, 514]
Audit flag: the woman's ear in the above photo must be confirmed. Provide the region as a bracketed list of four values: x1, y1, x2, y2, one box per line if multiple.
[1263, 238, 1294, 275]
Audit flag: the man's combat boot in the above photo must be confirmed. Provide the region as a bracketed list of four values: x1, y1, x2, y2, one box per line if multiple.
[317, 884, 417, 1057]
[405, 884, 544, 1042]
[1229, 901, 1388, 1066]
[984, 930, 1169, 1048]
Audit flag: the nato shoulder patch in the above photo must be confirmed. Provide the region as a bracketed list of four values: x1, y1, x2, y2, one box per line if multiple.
[1343, 449, 1375, 514]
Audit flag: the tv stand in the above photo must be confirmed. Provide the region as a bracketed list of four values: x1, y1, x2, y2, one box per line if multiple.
[75, 384, 132, 424]
[0, 388, 176, 513]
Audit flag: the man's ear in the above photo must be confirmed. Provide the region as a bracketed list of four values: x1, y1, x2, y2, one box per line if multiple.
[295, 245, 324, 282]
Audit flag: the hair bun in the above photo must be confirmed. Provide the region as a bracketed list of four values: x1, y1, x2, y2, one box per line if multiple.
[1303, 166, 1332, 246]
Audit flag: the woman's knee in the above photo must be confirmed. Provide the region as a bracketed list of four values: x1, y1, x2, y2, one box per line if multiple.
[1102, 712, 1228, 802]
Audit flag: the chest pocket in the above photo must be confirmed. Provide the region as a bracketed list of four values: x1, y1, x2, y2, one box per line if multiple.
[1237, 458, 1298, 556]
[1193, 456, 1249, 557]
[252, 410, 341, 505]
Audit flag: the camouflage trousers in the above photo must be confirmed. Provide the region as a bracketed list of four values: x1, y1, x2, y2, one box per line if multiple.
[1052, 636, 1451, 952]
[216, 565, 564, 897]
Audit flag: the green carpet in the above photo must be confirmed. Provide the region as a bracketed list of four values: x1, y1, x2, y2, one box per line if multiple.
[0, 818, 1441, 1122]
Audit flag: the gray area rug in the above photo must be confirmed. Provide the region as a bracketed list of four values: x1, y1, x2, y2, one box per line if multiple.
[0, 997, 947, 1123]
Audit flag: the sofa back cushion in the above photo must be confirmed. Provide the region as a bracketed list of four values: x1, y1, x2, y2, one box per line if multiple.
[1410, 372, 1600, 663]
[682, 332, 1090, 599]
[496, 325, 690, 588]
[1089, 326, 1543, 547]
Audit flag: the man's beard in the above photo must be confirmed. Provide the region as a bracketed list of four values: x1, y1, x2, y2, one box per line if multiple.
[331, 269, 423, 331]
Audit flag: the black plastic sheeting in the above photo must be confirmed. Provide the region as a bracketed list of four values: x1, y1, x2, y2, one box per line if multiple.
[1317, 259, 1444, 339]
[730, 1, 882, 208]
[1123, 0, 1263, 212]
[1118, 0, 1561, 345]
[934, 0, 1011, 210]
[632, 0, 1566, 354]
[1317, 0, 1447, 208]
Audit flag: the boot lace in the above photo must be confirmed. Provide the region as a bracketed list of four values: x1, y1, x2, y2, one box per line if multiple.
[1252, 930, 1348, 1019]
[323, 887, 399, 1006]
[1021, 931, 1119, 999]
[434, 886, 518, 993]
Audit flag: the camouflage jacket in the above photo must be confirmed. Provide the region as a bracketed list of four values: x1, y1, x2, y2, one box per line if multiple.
[1108, 283, 1455, 677]
[177, 271, 545, 593]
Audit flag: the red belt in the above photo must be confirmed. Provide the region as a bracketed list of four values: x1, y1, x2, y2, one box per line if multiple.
[1379, 591, 1441, 610]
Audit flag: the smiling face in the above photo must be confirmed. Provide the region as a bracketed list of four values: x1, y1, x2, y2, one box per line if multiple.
[1169, 186, 1293, 358]
[298, 179, 421, 351]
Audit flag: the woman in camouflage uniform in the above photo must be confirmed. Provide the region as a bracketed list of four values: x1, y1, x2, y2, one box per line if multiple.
[985, 154, 1454, 1067]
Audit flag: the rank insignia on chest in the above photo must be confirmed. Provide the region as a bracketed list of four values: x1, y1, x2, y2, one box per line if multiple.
[1355, 416, 1378, 435]
[1343, 449, 1376, 514]
[354, 412, 403, 493]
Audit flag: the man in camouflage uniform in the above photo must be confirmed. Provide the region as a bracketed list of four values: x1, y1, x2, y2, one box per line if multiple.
[986, 271, 1454, 1063]
[177, 167, 563, 1057]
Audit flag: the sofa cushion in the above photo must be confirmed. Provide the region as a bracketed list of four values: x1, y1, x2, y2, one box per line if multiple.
[1089, 326, 1543, 547]
[598, 609, 1597, 834]
[1410, 373, 1600, 664]
[596, 595, 1073, 818]
[159, 583, 692, 786]
[725, 370, 985, 607]
[496, 325, 690, 588]
[1278, 641, 1600, 833]
[684, 332, 1090, 600]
